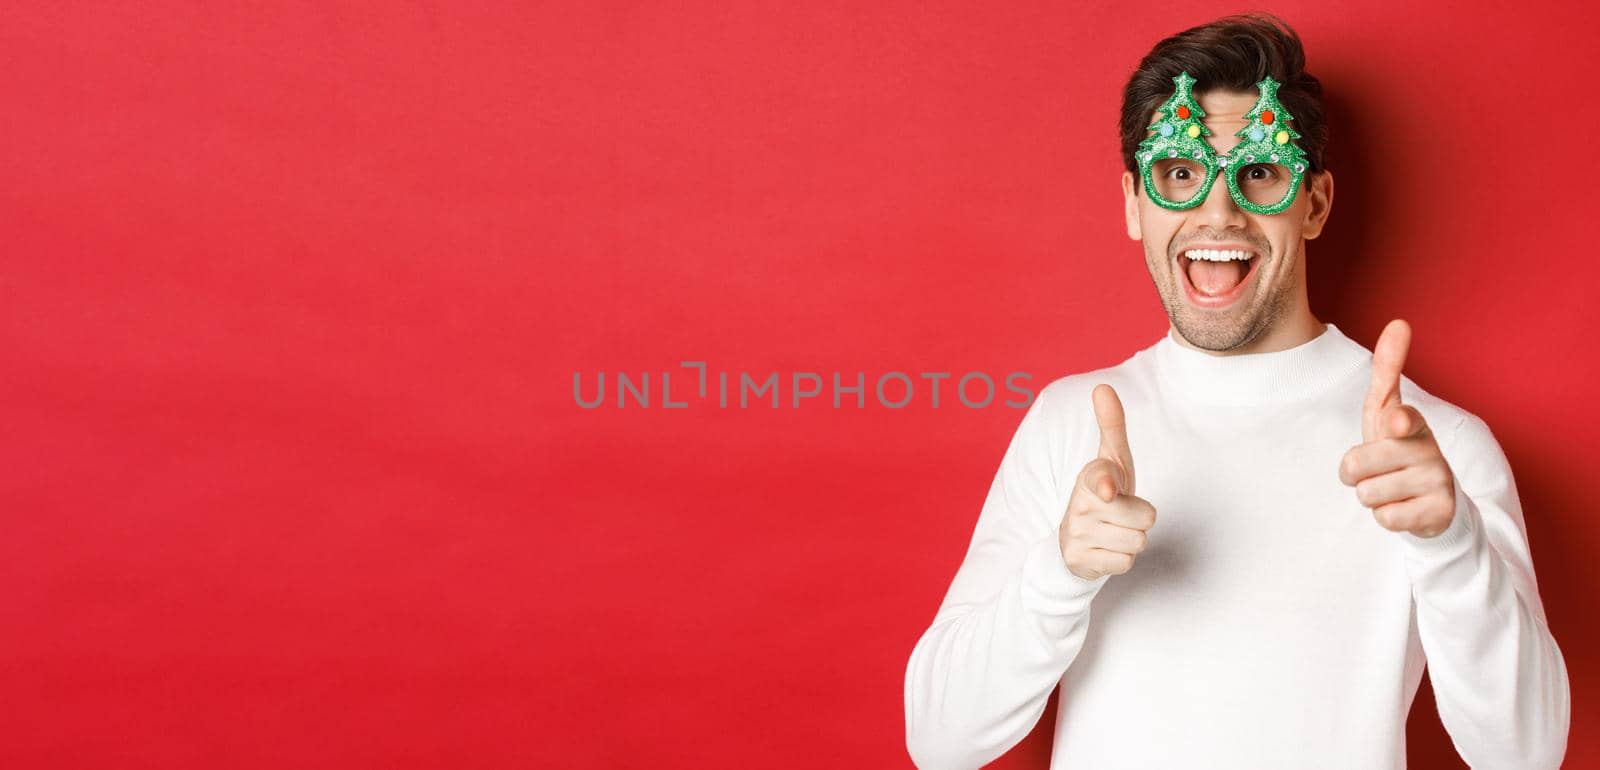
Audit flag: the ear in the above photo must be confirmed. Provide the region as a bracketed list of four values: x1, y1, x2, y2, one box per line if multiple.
[1300, 169, 1334, 240]
[1121, 170, 1142, 241]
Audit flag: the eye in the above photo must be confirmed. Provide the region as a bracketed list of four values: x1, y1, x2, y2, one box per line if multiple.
[1153, 159, 1206, 190]
[1163, 165, 1201, 183]
[1242, 164, 1279, 182]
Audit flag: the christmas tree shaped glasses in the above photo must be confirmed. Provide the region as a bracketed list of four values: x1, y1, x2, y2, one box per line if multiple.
[1136, 72, 1311, 215]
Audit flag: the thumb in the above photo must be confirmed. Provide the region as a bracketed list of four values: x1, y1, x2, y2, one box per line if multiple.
[1364, 319, 1411, 442]
[1092, 384, 1135, 495]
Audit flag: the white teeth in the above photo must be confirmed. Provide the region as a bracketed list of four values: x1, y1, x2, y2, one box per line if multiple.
[1183, 249, 1252, 262]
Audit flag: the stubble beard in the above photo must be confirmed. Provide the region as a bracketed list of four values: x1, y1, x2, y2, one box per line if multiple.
[1151, 249, 1295, 353]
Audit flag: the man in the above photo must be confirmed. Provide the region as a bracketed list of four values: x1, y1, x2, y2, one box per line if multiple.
[903, 13, 1569, 770]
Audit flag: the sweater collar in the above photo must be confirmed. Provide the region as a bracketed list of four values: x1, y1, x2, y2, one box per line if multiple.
[1151, 323, 1369, 406]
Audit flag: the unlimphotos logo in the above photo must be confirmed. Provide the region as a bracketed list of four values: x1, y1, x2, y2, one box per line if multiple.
[574, 362, 1036, 409]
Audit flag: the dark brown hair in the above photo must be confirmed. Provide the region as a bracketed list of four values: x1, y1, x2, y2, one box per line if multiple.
[1120, 13, 1327, 191]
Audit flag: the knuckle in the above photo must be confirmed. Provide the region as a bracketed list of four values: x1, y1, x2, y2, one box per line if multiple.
[1372, 508, 1400, 532]
[1340, 454, 1358, 481]
[1063, 513, 1088, 538]
[1355, 480, 1375, 506]
[1428, 465, 1452, 489]
[1078, 464, 1110, 494]
[1071, 486, 1102, 512]
[1075, 461, 1098, 484]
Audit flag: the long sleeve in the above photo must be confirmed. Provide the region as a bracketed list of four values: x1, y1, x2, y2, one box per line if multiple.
[904, 386, 1110, 770]
[1398, 413, 1571, 769]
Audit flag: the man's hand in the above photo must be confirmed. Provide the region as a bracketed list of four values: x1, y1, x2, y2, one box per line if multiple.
[1338, 319, 1457, 538]
[1060, 384, 1158, 579]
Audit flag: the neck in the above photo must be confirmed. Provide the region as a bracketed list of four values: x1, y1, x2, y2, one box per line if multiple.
[1153, 320, 1365, 406]
[1169, 308, 1324, 356]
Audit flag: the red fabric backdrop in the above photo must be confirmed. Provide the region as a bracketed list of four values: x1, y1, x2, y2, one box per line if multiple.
[5, 2, 1596, 767]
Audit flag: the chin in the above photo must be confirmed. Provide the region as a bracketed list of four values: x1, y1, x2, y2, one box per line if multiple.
[1170, 307, 1264, 352]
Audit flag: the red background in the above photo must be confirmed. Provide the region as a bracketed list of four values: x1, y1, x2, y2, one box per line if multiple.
[5, 2, 1596, 767]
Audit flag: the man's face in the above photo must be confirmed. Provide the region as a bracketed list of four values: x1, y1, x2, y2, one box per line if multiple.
[1121, 89, 1333, 352]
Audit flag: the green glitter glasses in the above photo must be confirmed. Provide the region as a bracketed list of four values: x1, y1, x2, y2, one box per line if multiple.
[1136, 71, 1312, 215]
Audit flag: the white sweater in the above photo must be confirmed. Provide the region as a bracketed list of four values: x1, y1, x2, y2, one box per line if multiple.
[904, 323, 1570, 769]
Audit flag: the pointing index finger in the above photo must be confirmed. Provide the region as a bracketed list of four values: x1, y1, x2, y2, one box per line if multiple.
[1092, 384, 1135, 495]
[1364, 319, 1411, 440]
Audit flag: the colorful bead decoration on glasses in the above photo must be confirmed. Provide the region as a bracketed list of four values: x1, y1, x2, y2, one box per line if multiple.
[1136, 71, 1311, 215]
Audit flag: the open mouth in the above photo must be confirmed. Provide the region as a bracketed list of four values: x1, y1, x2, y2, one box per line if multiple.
[1177, 248, 1260, 307]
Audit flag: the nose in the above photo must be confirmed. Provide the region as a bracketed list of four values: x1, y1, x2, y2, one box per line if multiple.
[1195, 165, 1247, 228]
